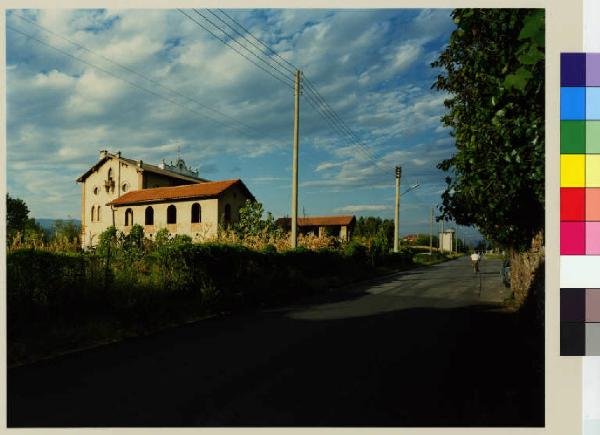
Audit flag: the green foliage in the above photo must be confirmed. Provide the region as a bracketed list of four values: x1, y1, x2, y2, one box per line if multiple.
[235, 199, 281, 239]
[432, 9, 544, 251]
[96, 226, 118, 256]
[51, 219, 81, 241]
[7, 193, 30, 238]
[154, 228, 171, 247]
[353, 216, 395, 249]
[6, 193, 46, 246]
[413, 233, 439, 246]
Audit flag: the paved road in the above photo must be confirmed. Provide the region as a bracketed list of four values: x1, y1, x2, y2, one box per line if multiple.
[8, 256, 543, 427]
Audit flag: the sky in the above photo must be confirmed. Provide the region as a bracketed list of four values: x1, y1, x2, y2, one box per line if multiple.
[5, 8, 483, 242]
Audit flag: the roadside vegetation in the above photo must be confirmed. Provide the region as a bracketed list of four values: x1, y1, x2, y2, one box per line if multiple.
[432, 9, 545, 309]
[6, 194, 459, 366]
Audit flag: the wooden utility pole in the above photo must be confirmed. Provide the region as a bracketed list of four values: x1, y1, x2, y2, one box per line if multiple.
[393, 166, 402, 253]
[291, 70, 301, 248]
[429, 206, 433, 255]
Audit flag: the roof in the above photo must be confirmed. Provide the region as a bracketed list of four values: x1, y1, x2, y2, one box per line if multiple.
[275, 215, 356, 227]
[107, 179, 255, 206]
[76, 153, 208, 184]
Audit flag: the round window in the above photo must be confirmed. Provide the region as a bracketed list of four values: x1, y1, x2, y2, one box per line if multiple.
[122, 183, 129, 192]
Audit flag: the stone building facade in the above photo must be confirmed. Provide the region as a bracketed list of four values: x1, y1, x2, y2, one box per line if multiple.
[76, 151, 254, 247]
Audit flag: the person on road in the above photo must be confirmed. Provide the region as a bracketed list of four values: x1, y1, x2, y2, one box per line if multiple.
[470, 251, 481, 272]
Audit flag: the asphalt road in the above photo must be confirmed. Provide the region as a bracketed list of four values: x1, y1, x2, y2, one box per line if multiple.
[8, 256, 544, 427]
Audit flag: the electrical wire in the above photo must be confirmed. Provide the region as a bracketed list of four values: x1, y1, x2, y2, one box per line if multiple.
[193, 9, 295, 85]
[6, 24, 257, 138]
[178, 9, 294, 90]
[204, 9, 296, 76]
[11, 12, 263, 137]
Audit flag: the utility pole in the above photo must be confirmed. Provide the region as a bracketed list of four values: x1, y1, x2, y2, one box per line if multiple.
[393, 166, 402, 253]
[291, 70, 301, 248]
[441, 219, 445, 253]
[429, 206, 433, 255]
[455, 227, 459, 253]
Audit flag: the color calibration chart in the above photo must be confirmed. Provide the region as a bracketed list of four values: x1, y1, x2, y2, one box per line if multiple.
[560, 53, 600, 356]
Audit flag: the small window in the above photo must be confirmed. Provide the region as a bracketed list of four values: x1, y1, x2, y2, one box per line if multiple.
[91, 205, 95, 222]
[125, 208, 133, 226]
[145, 206, 154, 225]
[93, 186, 99, 195]
[108, 168, 113, 179]
[167, 205, 177, 224]
[191, 203, 201, 223]
[97, 206, 101, 222]
[122, 183, 129, 192]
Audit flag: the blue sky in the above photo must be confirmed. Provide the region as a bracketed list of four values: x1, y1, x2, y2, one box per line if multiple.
[6, 8, 482, 242]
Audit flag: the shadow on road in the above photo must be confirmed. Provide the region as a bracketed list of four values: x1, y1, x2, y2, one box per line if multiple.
[8, 279, 544, 427]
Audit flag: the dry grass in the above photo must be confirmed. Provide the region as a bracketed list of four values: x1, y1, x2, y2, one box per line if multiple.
[213, 228, 338, 252]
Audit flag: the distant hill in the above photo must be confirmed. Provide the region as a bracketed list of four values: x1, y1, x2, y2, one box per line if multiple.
[35, 218, 81, 231]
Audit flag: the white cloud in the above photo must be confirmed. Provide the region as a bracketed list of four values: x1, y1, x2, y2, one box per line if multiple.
[335, 204, 393, 213]
[6, 8, 457, 227]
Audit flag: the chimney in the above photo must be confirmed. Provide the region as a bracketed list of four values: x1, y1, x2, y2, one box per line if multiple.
[116, 151, 121, 158]
[99, 150, 108, 158]
[137, 160, 143, 168]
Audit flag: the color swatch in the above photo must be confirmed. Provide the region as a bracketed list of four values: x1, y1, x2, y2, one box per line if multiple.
[560, 289, 600, 355]
[561, 53, 600, 355]
[561, 53, 600, 255]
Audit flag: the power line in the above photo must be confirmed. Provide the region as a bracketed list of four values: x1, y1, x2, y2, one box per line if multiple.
[218, 9, 301, 73]
[193, 9, 294, 84]
[302, 75, 382, 162]
[199, 9, 384, 168]
[205, 9, 296, 76]
[177, 9, 294, 90]
[6, 25, 258, 137]
[11, 12, 263, 137]
[301, 89, 377, 163]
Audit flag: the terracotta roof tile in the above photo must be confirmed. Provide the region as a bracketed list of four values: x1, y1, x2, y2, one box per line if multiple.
[275, 215, 356, 227]
[108, 179, 253, 206]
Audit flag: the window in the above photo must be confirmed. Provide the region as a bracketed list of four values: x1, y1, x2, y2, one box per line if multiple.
[122, 183, 129, 192]
[167, 205, 177, 224]
[91, 205, 95, 222]
[224, 204, 231, 224]
[93, 186, 99, 195]
[108, 168, 113, 179]
[125, 208, 133, 226]
[191, 203, 201, 223]
[145, 206, 154, 225]
[97, 206, 101, 222]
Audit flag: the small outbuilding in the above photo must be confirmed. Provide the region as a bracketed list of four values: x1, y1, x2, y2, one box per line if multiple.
[275, 215, 356, 242]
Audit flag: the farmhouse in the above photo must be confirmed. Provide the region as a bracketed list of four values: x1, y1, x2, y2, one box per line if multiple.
[77, 150, 255, 247]
[275, 215, 356, 242]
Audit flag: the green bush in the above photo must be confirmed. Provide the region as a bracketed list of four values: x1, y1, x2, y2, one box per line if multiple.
[7, 240, 416, 364]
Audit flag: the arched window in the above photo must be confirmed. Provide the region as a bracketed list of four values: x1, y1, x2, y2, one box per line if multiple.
[145, 206, 154, 225]
[224, 204, 231, 224]
[97, 206, 101, 222]
[167, 205, 177, 224]
[191, 203, 201, 223]
[108, 168, 113, 179]
[91, 206, 95, 222]
[125, 208, 133, 226]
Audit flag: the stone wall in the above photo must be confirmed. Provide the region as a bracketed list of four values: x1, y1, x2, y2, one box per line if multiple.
[510, 230, 545, 306]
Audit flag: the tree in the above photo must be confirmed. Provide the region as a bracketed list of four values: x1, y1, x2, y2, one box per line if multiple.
[353, 217, 395, 248]
[432, 9, 544, 251]
[52, 219, 81, 242]
[236, 200, 280, 239]
[6, 193, 46, 246]
[7, 194, 30, 238]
